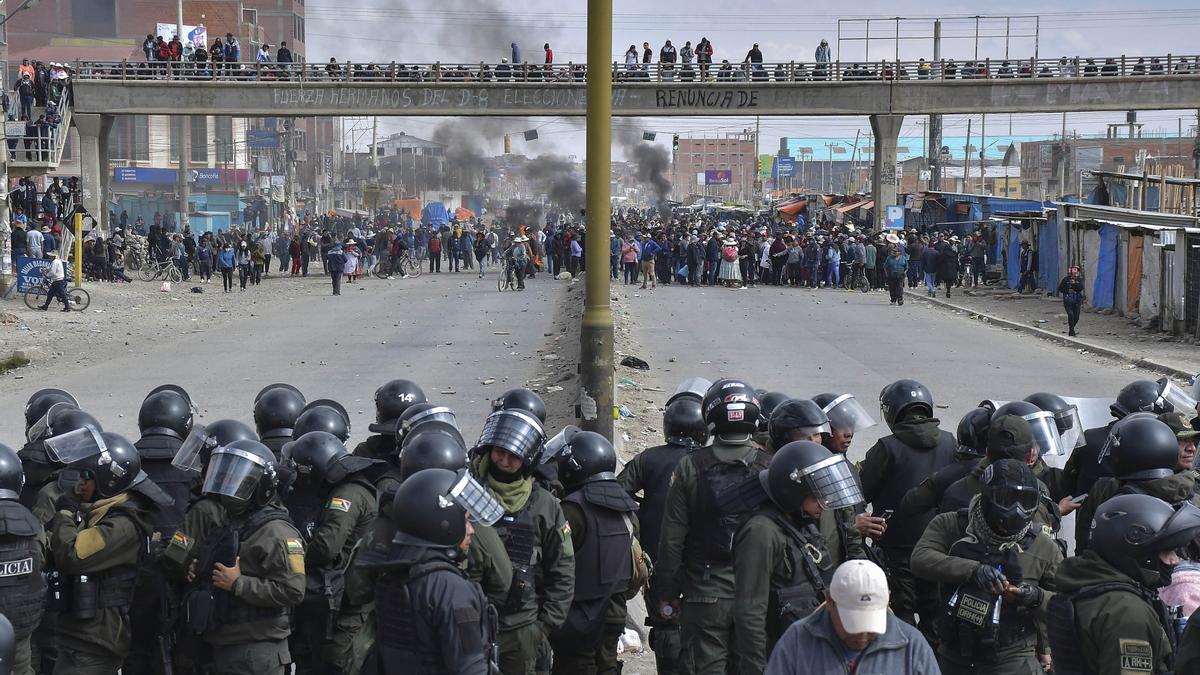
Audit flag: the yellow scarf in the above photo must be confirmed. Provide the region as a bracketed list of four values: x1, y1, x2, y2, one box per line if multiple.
[84, 492, 130, 527]
[472, 454, 532, 513]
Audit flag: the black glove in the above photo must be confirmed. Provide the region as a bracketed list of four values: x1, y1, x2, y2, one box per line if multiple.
[972, 564, 1007, 595]
[53, 491, 80, 513]
[1008, 583, 1043, 608]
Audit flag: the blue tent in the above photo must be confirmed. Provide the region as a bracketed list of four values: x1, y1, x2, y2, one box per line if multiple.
[1092, 223, 1118, 310]
[421, 202, 449, 227]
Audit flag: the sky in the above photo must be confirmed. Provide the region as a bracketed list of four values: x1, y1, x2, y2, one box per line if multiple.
[303, 0, 1200, 162]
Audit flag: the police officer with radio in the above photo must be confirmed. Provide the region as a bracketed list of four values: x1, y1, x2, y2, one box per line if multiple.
[912, 459, 1061, 674]
[1049, 494, 1200, 675]
[353, 380, 426, 461]
[470, 408, 575, 675]
[282, 431, 380, 675]
[733, 441, 860, 675]
[161, 439, 305, 675]
[0, 443, 45, 675]
[617, 378, 710, 675]
[657, 379, 771, 674]
[254, 384, 307, 457]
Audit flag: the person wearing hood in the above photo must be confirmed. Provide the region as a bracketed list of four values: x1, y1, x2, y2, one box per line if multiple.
[217, 244, 235, 292]
[326, 244, 347, 295]
[235, 241, 252, 291]
[814, 39, 831, 80]
[858, 380, 958, 644]
[913, 459, 1060, 675]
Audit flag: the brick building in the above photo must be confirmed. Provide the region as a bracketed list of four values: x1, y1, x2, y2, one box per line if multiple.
[670, 133, 758, 203]
[1020, 136, 1196, 201]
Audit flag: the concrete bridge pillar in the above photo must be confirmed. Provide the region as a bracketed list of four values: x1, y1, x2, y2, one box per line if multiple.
[75, 113, 114, 232]
[869, 114, 905, 231]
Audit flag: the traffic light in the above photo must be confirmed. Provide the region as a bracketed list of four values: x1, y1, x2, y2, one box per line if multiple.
[757, 157, 763, 174]
[673, 134, 680, 153]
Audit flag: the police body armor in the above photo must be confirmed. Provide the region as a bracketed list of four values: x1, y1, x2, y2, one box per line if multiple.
[17, 441, 53, 509]
[1071, 425, 1115, 496]
[494, 502, 541, 616]
[632, 444, 689, 558]
[375, 560, 497, 675]
[555, 483, 636, 644]
[185, 506, 292, 634]
[261, 436, 290, 460]
[764, 508, 834, 642]
[938, 511, 1038, 662]
[1047, 581, 1175, 675]
[0, 500, 45, 639]
[135, 435, 191, 540]
[288, 479, 374, 628]
[684, 446, 771, 565]
[873, 432, 958, 547]
[69, 499, 150, 620]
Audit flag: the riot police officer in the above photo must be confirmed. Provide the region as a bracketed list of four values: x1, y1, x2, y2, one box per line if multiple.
[353, 379, 426, 460]
[358, 467, 502, 675]
[765, 398, 830, 453]
[1023, 392, 1084, 501]
[912, 459, 1062, 674]
[126, 386, 197, 675]
[0, 443, 44, 675]
[754, 391, 791, 448]
[282, 431, 380, 675]
[1049, 494, 1200, 674]
[811, 392, 877, 456]
[18, 389, 77, 509]
[1074, 415, 1194, 552]
[858, 379, 957, 640]
[44, 427, 169, 674]
[162, 438, 305, 675]
[24, 405, 104, 523]
[616, 378, 710, 675]
[657, 379, 771, 675]
[492, 388, 547, 424]
[546, 431, 638, 675]
[901, 407, 989, 518]
[292, 400, 352, 443]
[733, 441, 860, 675]
[254, 383, 306, 457]
[1062, 379, 1171, 498]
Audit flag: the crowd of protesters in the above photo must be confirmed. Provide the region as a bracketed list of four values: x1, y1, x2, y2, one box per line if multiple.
[5, 58, 72, 162]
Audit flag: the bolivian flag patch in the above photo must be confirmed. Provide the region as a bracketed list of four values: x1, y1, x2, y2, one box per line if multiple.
[286, 538, 305, 574]
[561, 522, 572, 537]
[286, 538, 304, 555]
[328, 497, 352, 512]
[170, 532, 191, 549]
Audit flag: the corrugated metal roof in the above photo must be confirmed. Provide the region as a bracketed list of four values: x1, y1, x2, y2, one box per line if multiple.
[1061, 202, 1199, 230]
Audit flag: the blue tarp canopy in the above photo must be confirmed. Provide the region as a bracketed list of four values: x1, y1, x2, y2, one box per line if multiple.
[1038, 212, 1060, 292]
[1092, 222, 1118, 310]
[421, 202, 449, 226]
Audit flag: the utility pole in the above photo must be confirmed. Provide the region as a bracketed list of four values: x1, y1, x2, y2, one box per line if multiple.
[1059, 113, 1068, 200]
[177, 0, 190, 231]
[579, 0, 614, 441]
[963, 117, 972, 194]
[0, 2, 10, 278]
[929, 19, 943, 191]
[978, 115, 987, 194]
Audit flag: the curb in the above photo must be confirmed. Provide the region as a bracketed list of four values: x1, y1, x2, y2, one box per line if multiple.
[904, 290, 1197, 381]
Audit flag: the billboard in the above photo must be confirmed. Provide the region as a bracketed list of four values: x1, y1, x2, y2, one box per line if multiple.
[16, 256, 50, 293]
[704, 170, 732, 185]
[246, 130, 278, 149]
[775, 157, 796, 178]
[884, 205, 905, 230]
[155, 23, 207, 50]
[758, 155, 774, 180]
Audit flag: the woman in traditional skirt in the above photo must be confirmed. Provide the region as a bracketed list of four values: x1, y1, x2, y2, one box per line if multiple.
[718, 237, 742, 288]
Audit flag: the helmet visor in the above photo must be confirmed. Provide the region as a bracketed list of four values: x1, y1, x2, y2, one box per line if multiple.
[172, 424, 218, 475]
[448, 470, 504, 526]
[402, 406, 459, 438]
[540, 425, 580, 464]
[475, 409, 544, 463]
[989, 484, 1041, 512]
[793, 454, 864, 509]
[26, 401, 75, 443]
[43, 427, 106, 465]
[1053, 405, 1086, 450]
[1024, 411, 1068, 457]
[670, 377, 712, 403]
[1160, 381, 1198, 415]
[821, 394, 877, 434]
[201, 447, 268, 501]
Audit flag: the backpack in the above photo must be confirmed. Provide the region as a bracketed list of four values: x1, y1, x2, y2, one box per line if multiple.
[722, 246, 738, 262]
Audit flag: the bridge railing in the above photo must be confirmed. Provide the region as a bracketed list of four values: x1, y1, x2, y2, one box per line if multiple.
[73, 55, 1200, 84]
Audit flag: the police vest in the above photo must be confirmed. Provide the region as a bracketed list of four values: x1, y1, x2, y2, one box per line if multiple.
[565, 487, 633, 602]
[71, 502, 149, 619]
[493, 495, 542, 615]
[188, 506, 293, 632]
[684, 446, 770, 566]
[937, 510, 1038, 662]
[136, 446, 192, 541]
[375, 559, 495, 675]
[0, 500, 45, 639]
[1047, 581, 1172, 675]
[17, 440, 53, 509]
[632, 444, 689, 558]
[763, 508, 834, 643]
[872, 431, 958, 547]
[260, 435, 290, 461]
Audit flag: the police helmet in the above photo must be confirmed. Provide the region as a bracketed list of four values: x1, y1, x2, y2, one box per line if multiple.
[879, 379, 934, 429]
[956, 407, 991, 457]
[1090, 494, 1200, 588]
[666, 377, 712, 407]
[763, 440, 863, 514]
[282, 431, 349, 484]
[47, 430, 141, 499]
[979, 459, 1040, 536]
[556, 431, 618, 492]
[768, 399, 831, 450]
[812, 393, 878, 434]
[24, 388, 78, 431]
[145, 384, 193, 406]
[27, 405, 103, 446]
[138, 389, 194, 440]
[993, 400, 1070, 459]
[206, 419, 260, 445]
[702, 379, 761, 435]
[491, 388, 547, 424]
[203, 439, 279, 506]
[756, 392, 791, 432]
[293, 403, 351, 442]
[399, 428, 468, 481]
[663, 397, 709, 448]
[254, 386, 307, 440]
[397, 403, 460, 444]
[0, 443, 22, 501]
[371, 379, 427, 435]
[1025, 392, 1085, 449]
[255, 382, 304, 405]
[1107, 416, 1179, 481]
[390, 468, 503, 548]
[473, 409, 545, 468]
[1112, 379, 1168, 419]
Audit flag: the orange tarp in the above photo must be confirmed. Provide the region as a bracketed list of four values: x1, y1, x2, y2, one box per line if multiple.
[394, 199, 422, 214]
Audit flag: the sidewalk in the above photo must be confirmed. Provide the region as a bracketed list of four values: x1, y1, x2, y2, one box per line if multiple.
[904, 285, 1200, 381]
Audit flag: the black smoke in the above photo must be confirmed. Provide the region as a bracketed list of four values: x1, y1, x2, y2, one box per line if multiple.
[503, 201, 543, 229]
[616, 124, 672, 217]
[523, 156, 584, 215]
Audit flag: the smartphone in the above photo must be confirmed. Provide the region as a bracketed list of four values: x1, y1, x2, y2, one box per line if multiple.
[881, 509, 895, 521]
[1071, 494, 1088, 505]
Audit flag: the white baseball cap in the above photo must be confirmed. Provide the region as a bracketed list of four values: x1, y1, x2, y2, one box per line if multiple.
[830, 560, 889, 635]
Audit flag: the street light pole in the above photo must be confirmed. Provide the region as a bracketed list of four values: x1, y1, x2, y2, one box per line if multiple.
[579, 0, 614, 441]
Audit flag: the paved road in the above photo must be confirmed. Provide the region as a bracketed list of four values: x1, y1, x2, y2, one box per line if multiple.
[0, 273, 568, 446]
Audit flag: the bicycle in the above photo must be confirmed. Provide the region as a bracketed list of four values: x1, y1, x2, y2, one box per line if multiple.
[372, 253, 423, 280]
[24, 276, 90, 311]
[851, 263, 870, 293]
[497, 259, 518, 292]
[138, 257, 182, 283]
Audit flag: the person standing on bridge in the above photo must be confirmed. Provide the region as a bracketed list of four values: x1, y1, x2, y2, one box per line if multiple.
[660, 40, 677, 81]
[511, 42, 521, 66]
[744, 43, 764, 80]
[277, 41, 293, 79]
[679, 41, 694, 81]
[544, 43, 553, 64]
[696, 37, 714, 80]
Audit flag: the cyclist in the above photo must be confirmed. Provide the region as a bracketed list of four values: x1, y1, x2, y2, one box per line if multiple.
[38, 250, 70, 312]
[506, 235, 528, 290]
[389, 231, 410, 279]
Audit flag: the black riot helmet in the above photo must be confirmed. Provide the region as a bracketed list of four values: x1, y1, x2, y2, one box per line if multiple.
[554, 431, 618, 492]
[255, 382, 304, 404]
[1112, 379, 1169, 419]
[956, 407, 992, 457]
[146, 384, 193, 405]
[768, 399, 831, 450]
[879, 379, 934, 429]
[756, 392, 791, 433]
[993, 400, 1069, 459]
[0, 443, 23, 501]
[492, 388, 547, 424]
[399, 428, 468, 481]
[979, 459, 1040, 536]
[206, 419, 259, 445]
[138, 389, 195, 440]
[45, 428, 141, 499]
[254, 386, 307, 440]
[292, 402, 351, 442]
[1106, 415, 1179, 481]
[27, 405, 103, 445]
[1090, 494, 1200, 588]
[473, 409, 545, 469]
[397, 404, 460, 444]
[371, 379, 427, 435]
[1024, 392, 1085, 450]
[282, 431, 349, 485]
[702, 379, 761, 435]
[203, 439, 279, 506]
[24, 388, 78, 431]
[390, 468, 504, 549]
[663, 397, 709, 448]
[812, 393, 878, 435]
[762, 440, 864, 514]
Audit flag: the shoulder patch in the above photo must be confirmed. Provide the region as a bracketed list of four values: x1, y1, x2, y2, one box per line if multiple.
[1041, 524, 1053, 537]
[1118, 638, 1153, 672]
[561, 522, 572, 538]
[286, 537, 306, 574]
[286, 538, 305, 555]
[328, 497, 352, 512]
[169, 531, 192, 550]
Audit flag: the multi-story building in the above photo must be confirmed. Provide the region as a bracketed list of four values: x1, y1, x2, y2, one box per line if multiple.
[670, 133, 758, 203]
[1020, 136, 1196, 201]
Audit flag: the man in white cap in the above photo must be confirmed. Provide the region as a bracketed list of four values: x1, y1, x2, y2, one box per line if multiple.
[766, 560, 941, 675]
[38, 250, 71, 311]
